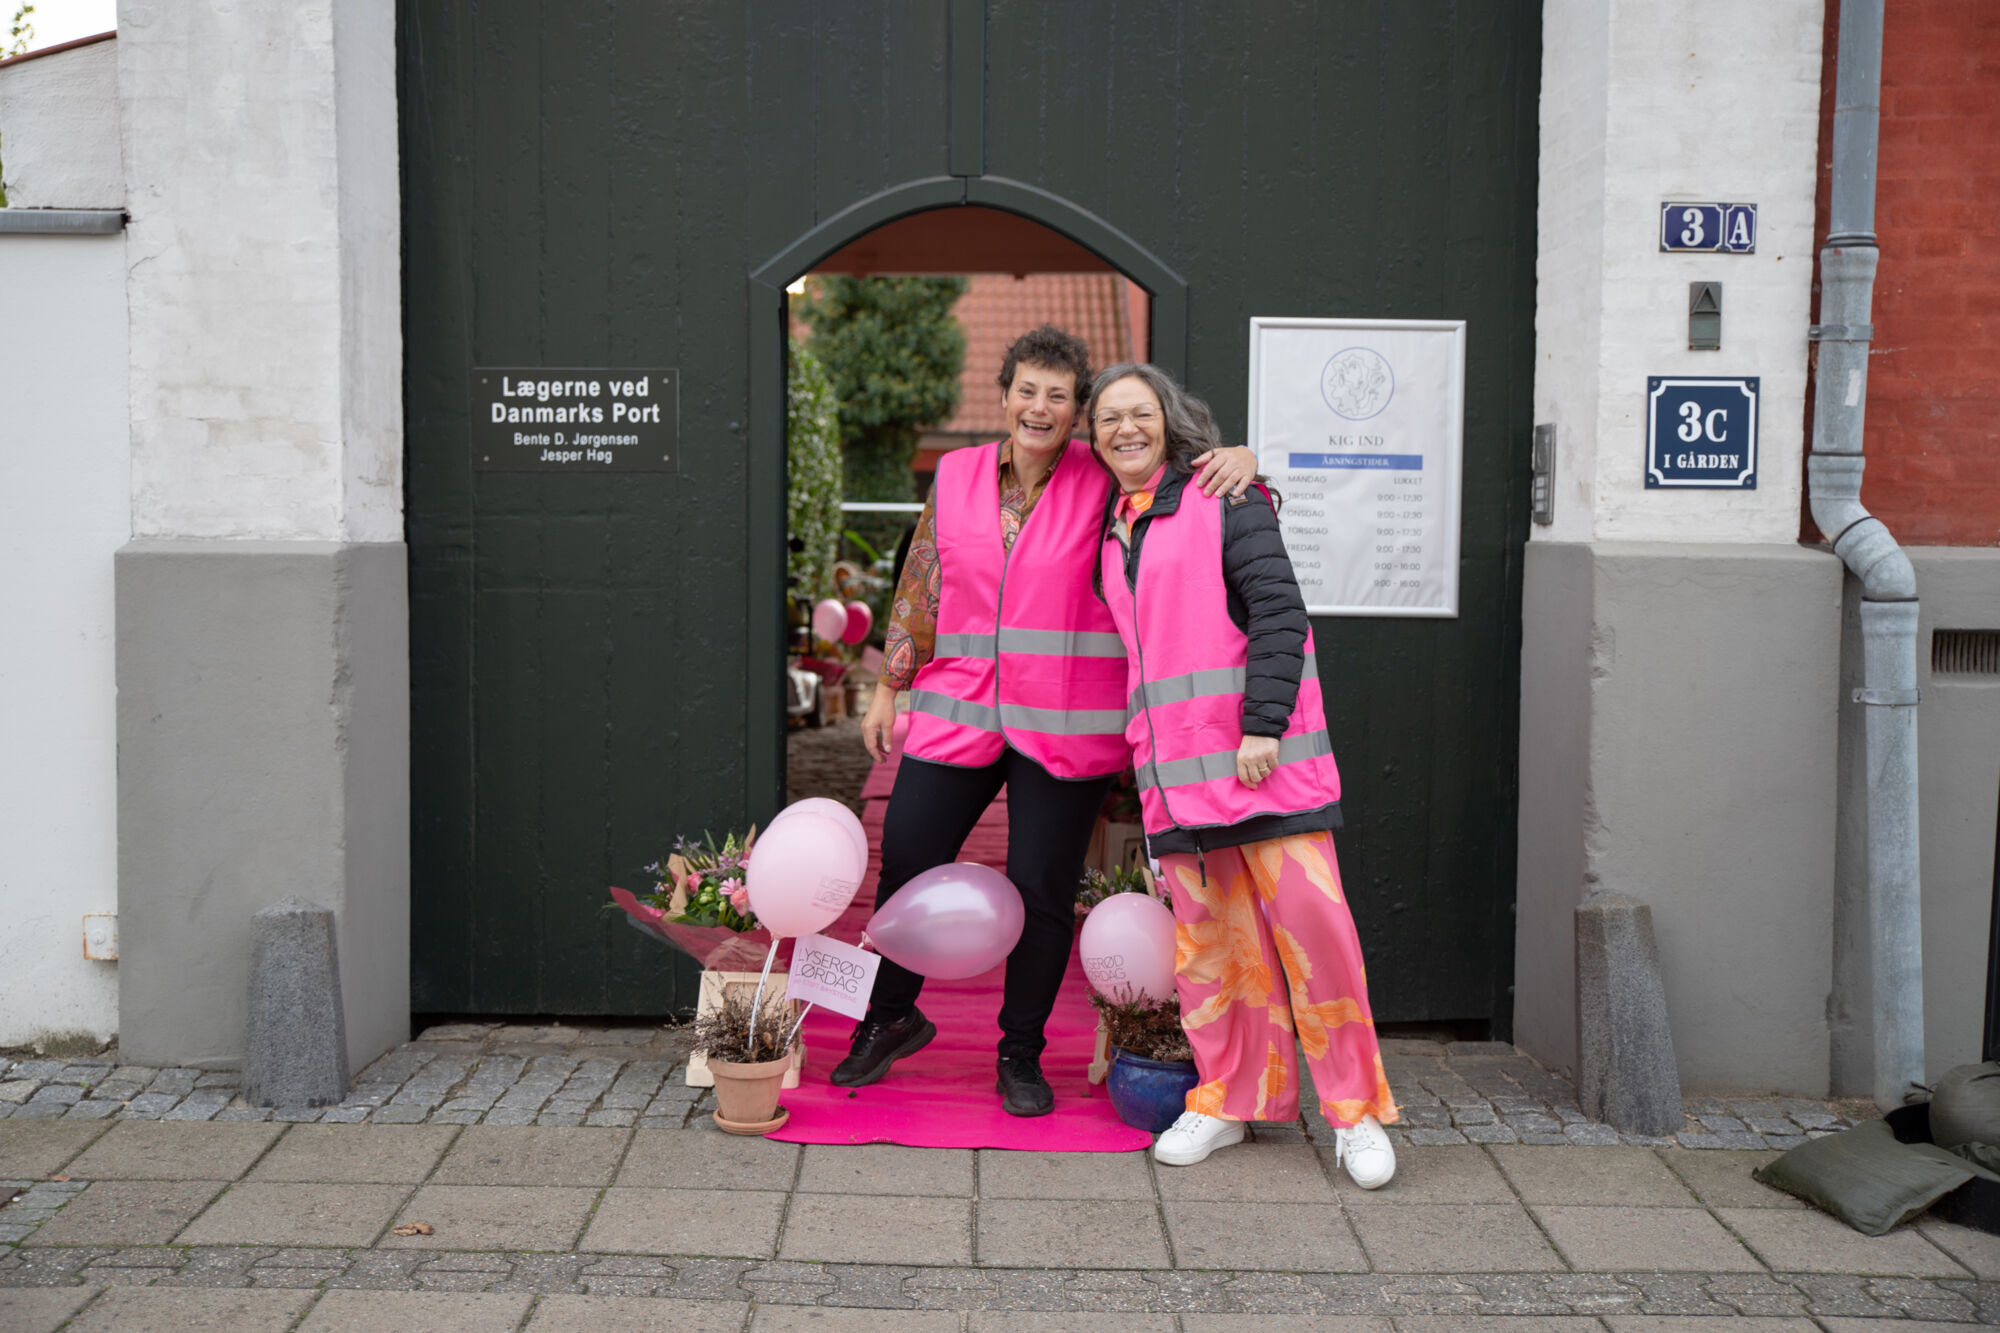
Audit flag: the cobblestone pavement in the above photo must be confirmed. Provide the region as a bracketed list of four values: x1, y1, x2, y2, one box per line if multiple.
[0, 1030, 1868, 1152]
[786, 714, 874, 814]
[2, 1115, 1997, 1328]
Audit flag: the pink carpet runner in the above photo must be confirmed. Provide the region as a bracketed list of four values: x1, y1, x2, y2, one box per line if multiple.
[767, 742, 1150, 1151]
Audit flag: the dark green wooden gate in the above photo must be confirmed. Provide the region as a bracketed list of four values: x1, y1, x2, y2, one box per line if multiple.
[401, 0, 1540, 1028]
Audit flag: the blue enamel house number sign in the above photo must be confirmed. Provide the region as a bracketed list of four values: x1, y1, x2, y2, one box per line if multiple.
[1646, 377, 1759, 489]
[1659, 202, 1756, 253]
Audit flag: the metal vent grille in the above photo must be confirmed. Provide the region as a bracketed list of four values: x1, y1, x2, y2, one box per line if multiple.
[1932, 629, 2000, 677]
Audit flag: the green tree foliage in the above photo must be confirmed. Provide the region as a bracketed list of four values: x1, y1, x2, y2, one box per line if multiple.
[6, 5, 34, 58]
[785, 340, 842, 604]
[797, 276, 968, 556]
[0, 7, 31, 204]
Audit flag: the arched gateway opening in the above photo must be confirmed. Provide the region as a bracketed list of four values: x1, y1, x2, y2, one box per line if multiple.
[744, 182, 1191, 818]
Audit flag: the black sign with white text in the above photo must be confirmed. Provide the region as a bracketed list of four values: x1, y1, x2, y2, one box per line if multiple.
[470, 368, 679, 472]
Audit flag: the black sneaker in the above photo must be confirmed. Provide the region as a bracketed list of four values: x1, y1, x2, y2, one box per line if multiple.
[829, 1009, 937, 1087]
[995, 1055, 1054, 1117]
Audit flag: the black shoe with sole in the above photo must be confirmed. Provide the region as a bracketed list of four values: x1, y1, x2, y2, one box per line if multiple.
[996, 1055, 1054, 1117]
[829, 1009, 937, 1087]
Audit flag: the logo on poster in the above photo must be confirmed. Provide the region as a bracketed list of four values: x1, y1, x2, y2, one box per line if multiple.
[1320, 348, 1394, 421]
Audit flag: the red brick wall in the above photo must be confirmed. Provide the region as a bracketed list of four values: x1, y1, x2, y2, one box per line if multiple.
[1809, 0, 2000, 546]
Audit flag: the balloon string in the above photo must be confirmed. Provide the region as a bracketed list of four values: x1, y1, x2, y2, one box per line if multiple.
[745, 938, 780, 1056]
[783, 1002, 815, 1052]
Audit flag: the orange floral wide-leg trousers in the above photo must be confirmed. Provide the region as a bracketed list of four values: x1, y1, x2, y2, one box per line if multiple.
[1158, 831, 1397, 1128]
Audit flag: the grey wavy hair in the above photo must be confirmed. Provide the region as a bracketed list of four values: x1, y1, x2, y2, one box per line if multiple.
[1087, 362, 1226, 474]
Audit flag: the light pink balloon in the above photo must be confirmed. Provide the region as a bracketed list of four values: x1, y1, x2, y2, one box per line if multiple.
[811, 598, 848, 643]
[768, 797, 868, 869]
[1079, 892, 1179, 1003]
[839, 599, 874, 644]
[866, 862, 1023, 980]
[745, 808, 865, 938]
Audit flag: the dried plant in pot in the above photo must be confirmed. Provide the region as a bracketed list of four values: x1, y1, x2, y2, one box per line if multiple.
[1090, 988, 1198, 1133]
[692, 987, 799, 1135]
[1073, 863, 1158, 923]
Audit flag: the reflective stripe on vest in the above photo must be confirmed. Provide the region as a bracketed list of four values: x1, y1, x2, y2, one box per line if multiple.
[1127, 653, 1320, 713]
[908, 689, 1001, 731]
[999, 627, 1126, 657]
[933, 632, 996, 658]
[909, 691, 1126, 738]
[935, 629, 1122, 660]
[1135, 728, 1335, 792]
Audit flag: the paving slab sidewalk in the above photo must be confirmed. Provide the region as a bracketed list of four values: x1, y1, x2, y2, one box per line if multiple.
[2, 1116, 1995, 1330]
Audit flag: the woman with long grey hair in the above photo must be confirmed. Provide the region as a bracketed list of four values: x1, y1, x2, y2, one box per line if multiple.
[1090, 362, 1398, 1180]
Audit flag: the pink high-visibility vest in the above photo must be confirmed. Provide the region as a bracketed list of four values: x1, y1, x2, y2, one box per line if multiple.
[1100, 482, 1342, 837]
[903, 438, 1132, 779]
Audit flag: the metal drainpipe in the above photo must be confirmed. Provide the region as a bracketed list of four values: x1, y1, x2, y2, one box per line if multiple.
[1806, 0, 1924, 1109]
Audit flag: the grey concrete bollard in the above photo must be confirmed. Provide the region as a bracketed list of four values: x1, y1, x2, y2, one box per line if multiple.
[243, 898, 350, 1108]
[1576, 890, 1682, 1136]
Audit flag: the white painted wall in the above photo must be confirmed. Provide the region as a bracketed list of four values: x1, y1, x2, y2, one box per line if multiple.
[1535, 0, 1823, 544]
[0, 37, 128, 1047]
[119, 0, 401, 542]
[1518, 0, 1844, 1093]
[0, 233, 129, 1046]
[0, 36, 122, 208]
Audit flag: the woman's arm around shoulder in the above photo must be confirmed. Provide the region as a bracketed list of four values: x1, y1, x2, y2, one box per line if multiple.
[1190, 445, 1259, 498]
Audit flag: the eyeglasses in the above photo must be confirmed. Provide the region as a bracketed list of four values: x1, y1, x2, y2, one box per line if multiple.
[1093, 406, 1161, 432]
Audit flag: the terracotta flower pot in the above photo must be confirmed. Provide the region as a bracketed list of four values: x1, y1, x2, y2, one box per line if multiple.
[707, 1049, 794, 1135]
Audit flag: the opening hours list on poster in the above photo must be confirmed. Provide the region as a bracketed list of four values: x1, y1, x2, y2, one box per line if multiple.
[1245, 318, 1466, 618]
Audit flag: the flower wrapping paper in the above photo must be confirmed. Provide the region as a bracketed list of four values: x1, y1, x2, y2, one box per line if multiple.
[608, 886, 793, 972]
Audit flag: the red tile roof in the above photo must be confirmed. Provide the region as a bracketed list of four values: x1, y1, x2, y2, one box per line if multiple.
[942, 274, 1144, 435]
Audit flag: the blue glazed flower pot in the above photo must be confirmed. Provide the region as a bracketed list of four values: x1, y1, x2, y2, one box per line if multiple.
[1106, 1048, 1199, 1133]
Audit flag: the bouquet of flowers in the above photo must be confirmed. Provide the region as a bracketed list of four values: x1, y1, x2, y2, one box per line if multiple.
[608, 828, 792, 972]
[651, 831, 757, 930]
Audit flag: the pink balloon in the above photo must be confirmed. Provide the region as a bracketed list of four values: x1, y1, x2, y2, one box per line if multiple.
[745, 809, 865, 938]
[1079, 892, 1179, 1003]
[768, 797, 868, 869]
[811, 598, 848, 643]
[866, 862, 1024, 980]
[840, 600, 873, 644]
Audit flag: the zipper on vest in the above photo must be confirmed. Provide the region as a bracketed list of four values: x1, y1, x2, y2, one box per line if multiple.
[991, 447, 1053, 753]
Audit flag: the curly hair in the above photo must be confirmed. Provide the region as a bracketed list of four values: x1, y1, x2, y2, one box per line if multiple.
[998, 324, 1093, 401]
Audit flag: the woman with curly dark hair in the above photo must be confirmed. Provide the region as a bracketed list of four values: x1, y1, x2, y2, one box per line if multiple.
[836, 326, 1258, 1117]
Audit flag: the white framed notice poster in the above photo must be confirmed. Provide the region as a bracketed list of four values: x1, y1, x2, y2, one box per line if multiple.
[1246, 317, 1466, 618]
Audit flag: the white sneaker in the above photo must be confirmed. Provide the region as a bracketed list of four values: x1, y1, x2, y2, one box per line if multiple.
[1334, 1114, 1396, 1189]
[1152, 1111, 1246, 1166]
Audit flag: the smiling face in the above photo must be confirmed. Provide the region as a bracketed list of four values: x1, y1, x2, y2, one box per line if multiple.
[1002, 361, 1082, 461]
[1090, 374, 1168, 491]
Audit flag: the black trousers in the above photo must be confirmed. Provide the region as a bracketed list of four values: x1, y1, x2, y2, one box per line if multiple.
[867, 749, 1114, 1061]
